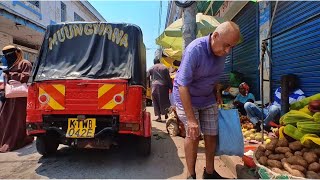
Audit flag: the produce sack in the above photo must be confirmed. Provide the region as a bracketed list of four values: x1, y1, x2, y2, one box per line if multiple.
[216, 109, 244, 156]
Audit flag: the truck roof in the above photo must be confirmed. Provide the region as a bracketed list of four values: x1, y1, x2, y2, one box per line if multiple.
[31, 22, 146, 87]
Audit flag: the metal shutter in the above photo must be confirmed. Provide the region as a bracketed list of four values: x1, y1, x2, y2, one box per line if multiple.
[271, 1, 320, 97]
[219, 53, 232, 83]
[231, 2, 260, 98]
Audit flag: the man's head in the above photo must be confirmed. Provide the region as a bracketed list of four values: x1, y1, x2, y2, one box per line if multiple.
[239, 82, 249, 96]
[210, 21, 240, 57]
[2, 45, 22, 67]
[287, 74, 299, 91]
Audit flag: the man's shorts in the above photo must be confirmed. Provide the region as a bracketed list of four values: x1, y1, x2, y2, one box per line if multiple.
[176, 104, 218, 136]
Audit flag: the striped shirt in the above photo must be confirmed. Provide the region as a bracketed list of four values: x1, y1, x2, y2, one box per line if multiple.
[272, 87, 306, 108]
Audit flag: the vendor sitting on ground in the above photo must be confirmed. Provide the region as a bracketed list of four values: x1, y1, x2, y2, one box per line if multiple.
[244, 74, 305, 131]
[233, 82, 255, 115]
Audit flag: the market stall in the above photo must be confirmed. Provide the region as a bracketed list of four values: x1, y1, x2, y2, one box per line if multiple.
[241, 94, 320, 179]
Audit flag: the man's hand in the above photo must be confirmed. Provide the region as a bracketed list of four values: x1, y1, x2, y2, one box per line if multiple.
[187, 121, 200, 140]
[216, 95, 223, 105]
[214, 83, 223, 105]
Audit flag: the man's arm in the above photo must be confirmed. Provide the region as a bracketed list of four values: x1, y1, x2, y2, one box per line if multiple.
[179, 86, 197, 123]
[214, 83, 223, 104]
[176, 50, 199, 139]
[179, 86, 199, 139]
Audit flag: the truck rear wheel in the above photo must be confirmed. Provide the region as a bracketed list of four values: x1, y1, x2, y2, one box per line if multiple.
[137, 136, 151, 156]
[36, 134, 59, 156]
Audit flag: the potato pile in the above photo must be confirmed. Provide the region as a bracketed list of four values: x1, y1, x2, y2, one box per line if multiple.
[255, 138, 320, 178]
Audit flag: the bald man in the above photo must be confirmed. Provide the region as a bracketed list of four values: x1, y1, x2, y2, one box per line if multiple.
[172, 21, 240, 179]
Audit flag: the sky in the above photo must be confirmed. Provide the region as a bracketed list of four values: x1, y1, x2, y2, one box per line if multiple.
[88, 1, 169, 69]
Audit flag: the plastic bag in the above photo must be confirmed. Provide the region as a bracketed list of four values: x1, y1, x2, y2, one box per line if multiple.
[216, 109, 244, 156]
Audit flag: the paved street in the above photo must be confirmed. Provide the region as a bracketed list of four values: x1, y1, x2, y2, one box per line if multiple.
[0, 107, 235, 179]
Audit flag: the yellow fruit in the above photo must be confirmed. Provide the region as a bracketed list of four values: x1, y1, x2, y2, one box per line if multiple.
[255, 133, 262, 141]
[243, 131, 251, 137]
[250, 134, 255, 140]
[265, 139, 271, 144]
[299, 105, 314, 116]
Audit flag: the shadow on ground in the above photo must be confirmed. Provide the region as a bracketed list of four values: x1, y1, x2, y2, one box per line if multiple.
[35, 127, 184, 179]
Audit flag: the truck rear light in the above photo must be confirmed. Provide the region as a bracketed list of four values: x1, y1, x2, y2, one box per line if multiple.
[113, 94, 124, 104]
[38, 94, 49, 104]
[120, 123, 140, 131]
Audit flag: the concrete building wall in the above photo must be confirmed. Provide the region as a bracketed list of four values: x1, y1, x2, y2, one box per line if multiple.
[0, 1, 103, 26]
[0, 32, 13, 52]
[215, 1, 248, 20]
[0, 1, 105, 62]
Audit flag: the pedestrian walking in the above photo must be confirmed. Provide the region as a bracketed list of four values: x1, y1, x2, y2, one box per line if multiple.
[147, 55, 173, 122]
[0, 45, 34, 153]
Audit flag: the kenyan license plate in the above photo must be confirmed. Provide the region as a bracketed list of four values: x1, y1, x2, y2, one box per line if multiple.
[66, 118, 96, 138]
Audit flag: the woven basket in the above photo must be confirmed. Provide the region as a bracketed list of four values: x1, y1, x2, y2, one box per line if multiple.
[253, 151, 305, 179]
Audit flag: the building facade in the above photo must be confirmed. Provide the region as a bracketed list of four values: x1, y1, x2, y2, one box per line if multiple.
[0, 1, 105, 62]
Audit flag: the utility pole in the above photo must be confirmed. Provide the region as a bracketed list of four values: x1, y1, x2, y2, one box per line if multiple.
[175, 1, 197, 50]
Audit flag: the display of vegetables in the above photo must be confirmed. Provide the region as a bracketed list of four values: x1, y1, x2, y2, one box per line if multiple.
[314, 112, 320, 122]
[255, 138, 320, 178]
[299, 105, 314, 116]
[242, 122, 254, 130]
[297, 121, 320, 135]
[280, 101, 320, 146]
[252, 93, 320, 178]
[283, 124, 306, 141]
[290, 93, 320, 110]
[280, 110, 314, 126]
[242, 128, 271, 143]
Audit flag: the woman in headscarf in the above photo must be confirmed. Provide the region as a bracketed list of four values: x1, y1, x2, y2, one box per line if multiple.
[0, 45, 33, 152]
[233, 82, 255, 115]
[147, 57, 173, 122]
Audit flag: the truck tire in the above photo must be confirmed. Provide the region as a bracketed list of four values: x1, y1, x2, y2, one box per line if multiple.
[36, 134, 59, 156]
[137, 136, 151, 156]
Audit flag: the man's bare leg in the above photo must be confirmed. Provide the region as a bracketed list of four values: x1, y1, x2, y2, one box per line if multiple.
[204, 135, 217, 174]
[185, 136, 200, 177]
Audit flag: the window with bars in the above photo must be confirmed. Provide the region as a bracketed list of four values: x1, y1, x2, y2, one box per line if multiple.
[28, 1, 40, 8]
[74, 12, 84, 21]
[61, 2, 66, 22]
